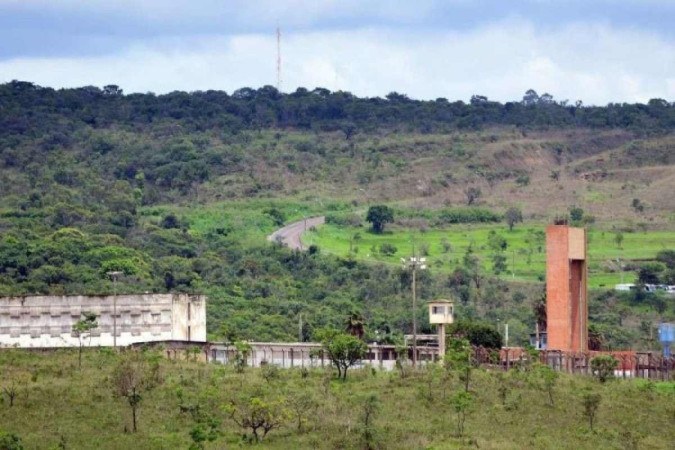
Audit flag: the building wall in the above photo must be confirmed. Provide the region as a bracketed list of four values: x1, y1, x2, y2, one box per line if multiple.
[0, 294, 206, 348]
[546, 225, 588, 352]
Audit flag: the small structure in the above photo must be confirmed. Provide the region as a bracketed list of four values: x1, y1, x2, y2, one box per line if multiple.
[546, 225, 588, 352]
[658, 323, 674, 357]
[0, 294, 206, 348]
[428, 299, 454, 359]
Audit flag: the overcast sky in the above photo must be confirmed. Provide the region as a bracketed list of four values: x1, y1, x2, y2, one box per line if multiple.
[1, 0, 673, 104]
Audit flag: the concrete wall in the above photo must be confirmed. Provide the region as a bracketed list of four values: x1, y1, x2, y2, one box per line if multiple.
[0, 294, 206, 348]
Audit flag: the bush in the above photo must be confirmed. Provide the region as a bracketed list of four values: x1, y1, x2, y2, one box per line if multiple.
[0, 430, 22, 450]
[379, 243, 397, 256]
[590, 355, 619, 383]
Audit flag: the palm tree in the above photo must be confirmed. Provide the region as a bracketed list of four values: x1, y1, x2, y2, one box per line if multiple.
[345, 312, 365, 340]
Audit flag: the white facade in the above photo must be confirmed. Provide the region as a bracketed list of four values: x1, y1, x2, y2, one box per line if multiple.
[0, 294, 206, 348]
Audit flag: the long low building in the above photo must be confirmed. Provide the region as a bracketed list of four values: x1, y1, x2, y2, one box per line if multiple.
[0, 293, 206, 348]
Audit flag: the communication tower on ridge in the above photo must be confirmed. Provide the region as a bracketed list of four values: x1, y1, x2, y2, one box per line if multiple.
[276, 26, 282, 91]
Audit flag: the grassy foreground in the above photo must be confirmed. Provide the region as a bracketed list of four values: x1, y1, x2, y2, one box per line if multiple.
[0, 349, 673, 449]
[304, 223, 675, 288]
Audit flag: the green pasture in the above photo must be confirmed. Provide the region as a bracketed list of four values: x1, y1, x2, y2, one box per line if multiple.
[304, 223, 675, 288]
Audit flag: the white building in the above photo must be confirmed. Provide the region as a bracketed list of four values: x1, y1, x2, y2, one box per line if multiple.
[0, 294, 206, 348]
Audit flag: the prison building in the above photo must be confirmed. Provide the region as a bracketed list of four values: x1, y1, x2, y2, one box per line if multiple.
[0, 294, 206, 348]
[546, 225, 588, 352]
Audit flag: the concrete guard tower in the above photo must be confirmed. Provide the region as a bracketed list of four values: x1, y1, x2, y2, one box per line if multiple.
[546, 225, 588, 352]
[428, 299, 454, 359]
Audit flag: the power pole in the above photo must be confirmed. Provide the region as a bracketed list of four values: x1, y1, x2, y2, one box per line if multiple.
[402, 247, 426, 367]
[107, 271, 123, 350]
[298, 313, 303, 342]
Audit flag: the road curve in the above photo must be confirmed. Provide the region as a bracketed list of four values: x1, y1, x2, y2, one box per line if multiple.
[267, 216, 325, 250]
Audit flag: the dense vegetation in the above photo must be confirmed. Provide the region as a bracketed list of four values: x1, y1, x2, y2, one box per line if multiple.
[3, 82, 674, 135]
[0, 349, 673, 449]
[1, 81, 674, 349]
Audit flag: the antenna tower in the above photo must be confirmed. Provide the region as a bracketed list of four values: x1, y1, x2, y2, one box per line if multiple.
[276, 26, 282, 91]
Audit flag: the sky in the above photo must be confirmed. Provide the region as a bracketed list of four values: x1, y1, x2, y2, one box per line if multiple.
[1, 0, 674, 104]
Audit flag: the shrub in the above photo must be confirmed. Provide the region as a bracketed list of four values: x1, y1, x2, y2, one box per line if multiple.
[590, 355, 619, 383]
[379, 243, 398, 256]
[0, 430, 22, 450]
[435, 208, 501, 225]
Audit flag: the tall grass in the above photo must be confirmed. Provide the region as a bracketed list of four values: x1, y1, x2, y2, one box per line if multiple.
[0, 349, 673, 449]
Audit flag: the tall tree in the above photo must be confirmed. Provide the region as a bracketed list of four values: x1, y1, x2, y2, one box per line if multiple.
[366, 205, 394, 233]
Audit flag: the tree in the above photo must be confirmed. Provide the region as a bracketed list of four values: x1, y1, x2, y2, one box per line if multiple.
[655, 249, 675, 268]
[447, 321, 502, 349]
[225, 395, 288, 443]
[504, 207, 523, 231]
[445, 339, 474, 392]
[345, 312, 365, 339]
[111, 353, 155, 432]
[569, 206, 584, 224]
[464, 187, 481, 206]
[72, 312, 98, 369]
[359, 394, 380, 450]
[316, 329, 367, 380]
[233, 341, 252, 373]
[637, 262, 665, 285]
[491, 253, 507, 275]
[522, 89, 539, 106]
[614, 232, 624, 249]
[366, 205, 394, 233]
[287, 391, 317, 432]
[530, 363, 558, 406]
[581, 391, 601, 432]
[450, 391, 473, 437]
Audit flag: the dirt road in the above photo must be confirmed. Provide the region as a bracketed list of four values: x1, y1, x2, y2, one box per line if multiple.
[267, 216, 325, 250]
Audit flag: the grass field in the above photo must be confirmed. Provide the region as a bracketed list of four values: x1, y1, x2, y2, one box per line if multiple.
[304, 223, 675, 288]
[139, 198, 343, 246]
[0, 349, 673, 449]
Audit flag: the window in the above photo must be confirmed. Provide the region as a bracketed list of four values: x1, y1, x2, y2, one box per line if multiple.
[432, 306, 445, 315]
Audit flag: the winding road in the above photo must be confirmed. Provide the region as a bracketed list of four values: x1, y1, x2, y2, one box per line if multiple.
[267, 216, 325, 250]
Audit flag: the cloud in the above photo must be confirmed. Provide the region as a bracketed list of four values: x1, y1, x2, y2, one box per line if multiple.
[0, 20, 672, 104]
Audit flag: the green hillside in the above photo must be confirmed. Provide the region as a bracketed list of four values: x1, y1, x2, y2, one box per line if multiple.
[0, 82, 674, 349]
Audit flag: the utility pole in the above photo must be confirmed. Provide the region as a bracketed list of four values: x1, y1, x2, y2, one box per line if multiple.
[298, 313, 303, 342]
[107, 271, 123, 350]
[402, 248, 427, 367]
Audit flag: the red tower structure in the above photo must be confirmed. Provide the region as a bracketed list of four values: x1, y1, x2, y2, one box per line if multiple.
[546, 225, 588, 352]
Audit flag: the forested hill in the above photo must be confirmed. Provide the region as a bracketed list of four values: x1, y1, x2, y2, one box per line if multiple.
[2, 81, 674, 135]
[0, 81, 673, 347]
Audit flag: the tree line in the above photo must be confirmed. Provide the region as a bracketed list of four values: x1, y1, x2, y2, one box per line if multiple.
[2, 81, 674, 139]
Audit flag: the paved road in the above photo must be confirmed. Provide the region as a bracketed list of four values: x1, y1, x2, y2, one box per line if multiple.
[267, 216, 325, 250]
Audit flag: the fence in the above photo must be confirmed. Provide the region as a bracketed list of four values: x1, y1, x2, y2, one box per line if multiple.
[485, 347, 675, 380]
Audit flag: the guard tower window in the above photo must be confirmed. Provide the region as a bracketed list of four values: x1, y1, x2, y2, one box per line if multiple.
[432, 306, 445, 315]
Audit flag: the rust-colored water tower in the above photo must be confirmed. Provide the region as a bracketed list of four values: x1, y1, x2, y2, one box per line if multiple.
[546, 225, 588, 352]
